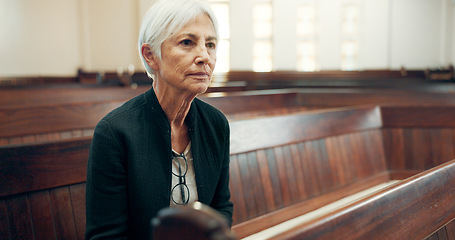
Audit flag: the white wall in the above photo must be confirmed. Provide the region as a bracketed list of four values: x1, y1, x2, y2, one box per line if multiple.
[79, 0, 139, 72]
[229, 0, 254, 70]
[358, 0, 389, 69]
[0, 0, 80, 77]
[0, 0, 453, 77]
[273, 0, 297, 71]
[389, 0, 443, 69]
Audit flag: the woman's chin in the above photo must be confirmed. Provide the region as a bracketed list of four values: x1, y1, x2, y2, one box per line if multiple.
[190, 81, 211, 95]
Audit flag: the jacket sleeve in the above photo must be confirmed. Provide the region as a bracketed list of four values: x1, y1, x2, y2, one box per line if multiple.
[85, 120, 128, 239]
[210, 121, 234, 226]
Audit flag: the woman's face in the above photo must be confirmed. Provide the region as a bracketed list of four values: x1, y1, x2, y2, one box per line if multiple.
[152, 14, 217, 95]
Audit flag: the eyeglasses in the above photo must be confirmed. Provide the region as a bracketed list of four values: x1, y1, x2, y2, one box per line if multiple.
[171, 153, 190, 205]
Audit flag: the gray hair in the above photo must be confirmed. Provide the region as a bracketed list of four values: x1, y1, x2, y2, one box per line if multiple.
[138, 0, 219, 78]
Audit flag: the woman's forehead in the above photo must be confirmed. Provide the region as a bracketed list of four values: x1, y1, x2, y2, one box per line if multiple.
[170, 15, 217, 39]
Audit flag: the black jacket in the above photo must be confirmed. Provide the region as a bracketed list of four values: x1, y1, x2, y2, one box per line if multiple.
[86, 87, 233, 239]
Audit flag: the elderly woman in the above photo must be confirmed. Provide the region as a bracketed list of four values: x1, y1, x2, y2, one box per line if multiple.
[85, 0, 233, 239]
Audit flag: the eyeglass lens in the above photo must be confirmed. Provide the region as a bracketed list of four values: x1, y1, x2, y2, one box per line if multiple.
[171, 153, 190, 205]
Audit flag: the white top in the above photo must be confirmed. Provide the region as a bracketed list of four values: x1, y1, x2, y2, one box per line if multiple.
[170, 142, 198, 206]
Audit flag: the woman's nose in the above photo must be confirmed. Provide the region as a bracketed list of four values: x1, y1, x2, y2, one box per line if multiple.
[194, 44, 211, 64]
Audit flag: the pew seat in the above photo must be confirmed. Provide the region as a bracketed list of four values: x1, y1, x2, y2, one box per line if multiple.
[1, 105, 455, 240]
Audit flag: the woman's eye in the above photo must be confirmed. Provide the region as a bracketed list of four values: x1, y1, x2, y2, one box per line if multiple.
[180, 39, 192, 46]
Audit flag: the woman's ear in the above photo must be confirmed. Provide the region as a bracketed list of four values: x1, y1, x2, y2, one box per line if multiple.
[141, 43, 159, 70]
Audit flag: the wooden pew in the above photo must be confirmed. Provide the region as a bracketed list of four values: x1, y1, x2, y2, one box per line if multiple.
[2, 81, 455, 145]
[259, 159, 455, 240]
[0, 138, 90, 240]
[3, 86, 454, 145]
[0, 89, 311, 145]
[228, 105, 388, 237]
[2, 105, 455, 239]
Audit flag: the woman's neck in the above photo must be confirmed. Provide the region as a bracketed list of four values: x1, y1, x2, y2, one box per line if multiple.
[153, 81, 196, 124]
[153, 82, 195, 153]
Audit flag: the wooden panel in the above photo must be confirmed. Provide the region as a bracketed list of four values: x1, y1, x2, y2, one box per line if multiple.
[0, 137, 92, 197]
[50, 187, 77, 240]
[382, 128, 406, 171]
[324, 130, 387, 190]
[228, 155, 247, 224]
[0, 85, 148, 108]
[230, 129, 388, 232]
[404, 128, 433, 170]
[381, 106, 455, 128]
[447, 218, 455, 239]
[303, 140, 331, 195]
[202, 89, 301, 115]
[430, 129, 455, 166]
[28, 190, 56, 240]
[445, 219, 455, 240]
[70, 184, 87, 240]
[256, 149, 277, 212]
[273, 147, 293, 207]
[270, 159, 455, 240]
[4, 195, 34, 239]
[296, 90, 455, 107]
[246, 151, 268, 218]
[325, 135, 352, 186]
[264, 148, 284, 210]
[236, 153, 256, 221]
[230, 105, 382, 154]
[288, 144, 307, 200]
[0, 200, 11, 239]
[384, 127, 455, 173]
[363, 130, 388, 174]
[0, 101, 122, 138]
[232, 173, 390, 239]
[424, 218, 455, 240]
[297, 142, 319, 197]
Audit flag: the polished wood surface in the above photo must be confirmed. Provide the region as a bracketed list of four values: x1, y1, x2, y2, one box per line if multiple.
[229, 105, 381, 154]
[381, 106, 455, 127]
[0, 137, 91, 197]
[0, 89, 309, 144]
[1, 104, 455, 239]
[0, 101, 122, 139]
[2, 84, 455, 145]
[269, 159, 455, 240]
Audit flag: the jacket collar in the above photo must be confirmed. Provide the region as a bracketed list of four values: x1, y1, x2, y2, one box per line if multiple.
[143, 87, 198, 134]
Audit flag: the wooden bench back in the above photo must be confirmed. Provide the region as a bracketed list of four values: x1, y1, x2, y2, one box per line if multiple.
[228, 106, 388, 234]
[0, 89, 307, 145]
[0, 106, 381, 239]
[2, 105, 455, 240]
[0, 137, 91, 240]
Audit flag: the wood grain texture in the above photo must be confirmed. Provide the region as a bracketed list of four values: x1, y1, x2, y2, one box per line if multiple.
[230, 105, 381, 154]
[381, 106, 455, 128]
[0, 137, 91, 197]
[0, 101, 123, 138]
[230, 129, 388, 235]
[424, 219, 455, 240]
[28, 190, 57, 240]
[4, 195, 34, 240]
[70, 184, 87, 240]
[383, 128, 455, 173]
[2, 105, 455, 239]
[232, 173, 390, 238]
[270, 159, 455, 240]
